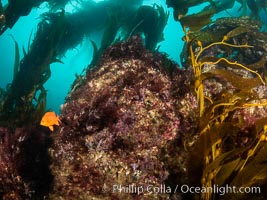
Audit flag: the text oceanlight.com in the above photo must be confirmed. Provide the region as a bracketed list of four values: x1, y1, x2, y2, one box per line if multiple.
[109, 184, 261, 195]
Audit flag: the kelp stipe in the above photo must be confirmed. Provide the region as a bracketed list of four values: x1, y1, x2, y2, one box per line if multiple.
[184, 23, 267, 200]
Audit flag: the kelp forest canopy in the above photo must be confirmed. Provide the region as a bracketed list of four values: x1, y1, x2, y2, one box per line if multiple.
[1, 0, 267, 126]
[167, 0, 267, 23]
[0, 0, 169, 126]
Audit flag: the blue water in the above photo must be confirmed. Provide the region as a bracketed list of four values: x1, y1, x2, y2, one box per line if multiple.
[0, 0, 256, 114]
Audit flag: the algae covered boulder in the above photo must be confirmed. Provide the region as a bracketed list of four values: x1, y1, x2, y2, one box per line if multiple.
[48, 36, 198, 199]
[0, 126, 53, 200]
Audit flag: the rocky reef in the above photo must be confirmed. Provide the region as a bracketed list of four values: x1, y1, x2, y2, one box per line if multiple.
[0, 126, 53, 200]
[47, 18, 267, 200]
[1, 13, 267, 200]
[48, 35, 198, 199]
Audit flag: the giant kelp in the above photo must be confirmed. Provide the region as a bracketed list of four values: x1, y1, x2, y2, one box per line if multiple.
[0, 0, 76, 34]
[0, 0, 169, 127]
[166, 0, 211, 19]
[168, 0, 267, 31]
[127, 5, 169, 50]
[48, 0, 70, 10]
[182, 17, 267, 200]
[0, 2, 171, 198]
[0, 0, 47, 34]
[0, 10, 67, 127]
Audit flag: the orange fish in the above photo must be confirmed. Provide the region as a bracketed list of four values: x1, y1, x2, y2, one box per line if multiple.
[40, 111, 61, 131]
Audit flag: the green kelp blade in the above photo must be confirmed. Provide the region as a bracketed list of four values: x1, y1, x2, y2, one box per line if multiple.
[13, 39, 20, 81]
[33, 86, 47, 123]
[154, 5, 169, 44]
[51, 57, 64, 64]
[90, 39, 98, 57]
[101, 11, 118, 49]
[22, 46, 27, 57]
[156, 5, 169, 32]
[22, 29, 34, 57]
[89, 39, 99, 66]
[8, 35, 20, 81]
[173, 0, 210, 9]
[28, 29, 33, 53]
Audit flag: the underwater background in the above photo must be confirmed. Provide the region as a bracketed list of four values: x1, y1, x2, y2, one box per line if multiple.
[2, 0, 267, 200]
[0, 0, 247, 114]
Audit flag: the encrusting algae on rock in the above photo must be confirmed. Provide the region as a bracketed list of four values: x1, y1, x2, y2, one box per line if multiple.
[48, 35, 199, 199]
[46, 17, 267, 200]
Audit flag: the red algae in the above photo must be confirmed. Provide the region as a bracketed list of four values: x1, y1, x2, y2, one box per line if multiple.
[49, 36, 198, 199]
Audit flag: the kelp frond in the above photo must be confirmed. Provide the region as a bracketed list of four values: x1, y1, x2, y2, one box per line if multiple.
[184, 31, 265, 117]
[179, 6, 216, 31]
[8, 34, 20, 82]
[185, 28, 267, 200]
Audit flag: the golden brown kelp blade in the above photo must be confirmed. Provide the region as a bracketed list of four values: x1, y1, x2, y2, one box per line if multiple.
[179, 7, 216, 31]
[183, 16, 267, 200]
[166, 0, 211, 17]
[201, 69, 262, 91]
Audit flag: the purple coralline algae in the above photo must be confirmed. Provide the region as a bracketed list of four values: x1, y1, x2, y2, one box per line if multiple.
[48, 36, 198, 199]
